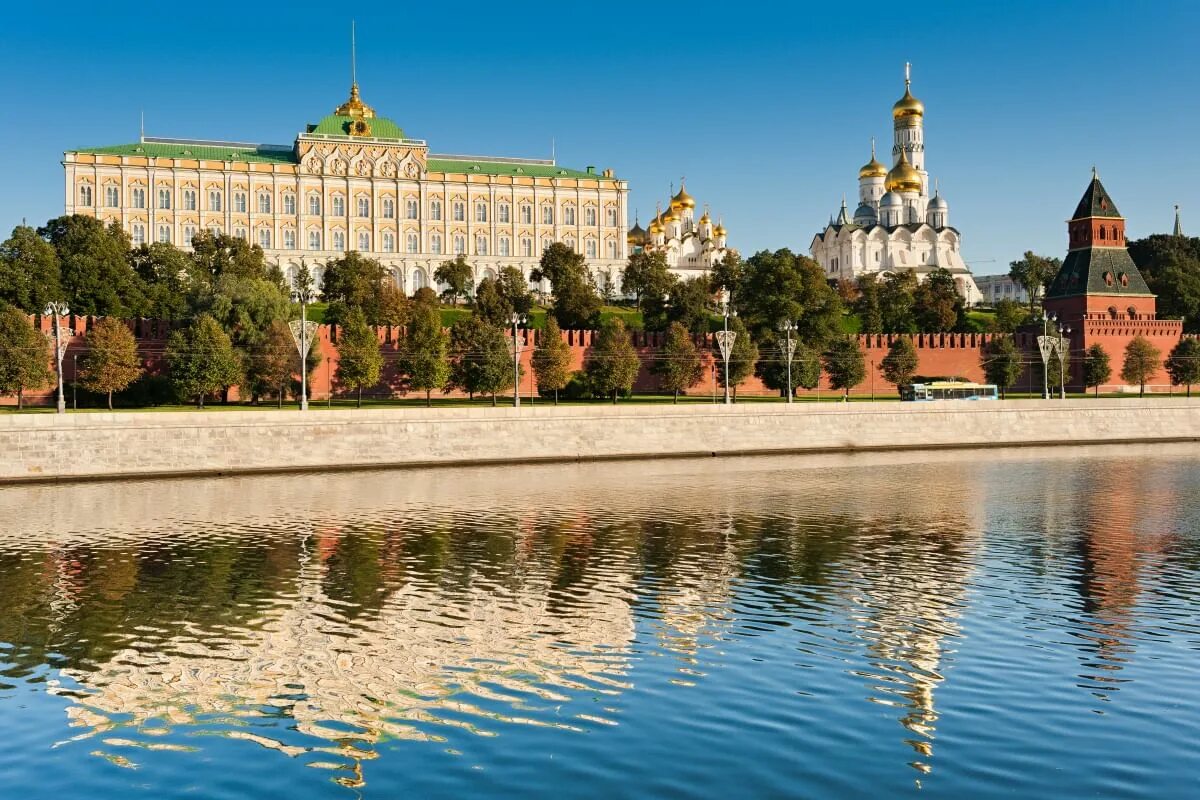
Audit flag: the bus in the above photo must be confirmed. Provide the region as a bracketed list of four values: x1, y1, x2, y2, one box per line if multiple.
[900, 380, 999, 402]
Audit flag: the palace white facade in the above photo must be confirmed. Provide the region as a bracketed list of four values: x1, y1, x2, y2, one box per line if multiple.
[810, 66, 982, 304]
[626, 181, 729, 279]
[62, 83, 629, 295]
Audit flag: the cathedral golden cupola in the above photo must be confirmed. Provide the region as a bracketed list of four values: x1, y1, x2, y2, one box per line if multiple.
[885, 150, 922, 193]
[671, 180, 696, 211]
[859, 139, 887, 179]
[892, 63, 924, 120]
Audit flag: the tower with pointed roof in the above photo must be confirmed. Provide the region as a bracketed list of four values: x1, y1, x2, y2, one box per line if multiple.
[1044, 171, 1183, 391]
[811, 64, 980, 304]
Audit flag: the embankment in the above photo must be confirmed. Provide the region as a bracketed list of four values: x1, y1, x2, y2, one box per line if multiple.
[2, 399, 1198, 484]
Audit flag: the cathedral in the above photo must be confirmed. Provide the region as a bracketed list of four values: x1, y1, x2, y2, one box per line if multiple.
[626, 180, 730, 279]
[810, 65, 982, 304]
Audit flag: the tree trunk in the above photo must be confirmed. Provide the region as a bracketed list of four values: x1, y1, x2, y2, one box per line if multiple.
[1189, 384, 1193, 398]
[425, 390, 431, 408]
[198, 394, 204, 409]
[554, 389, 559, 405]
[673, 389, 678, 404]
[16, 387, 22, 410]
[612, 390, 618, 405]
[357, 387, 362, 408]
[278, 385, 283, 409]
[1140, 382, 1145, 398]
[107, 390, 113, 411]
[1094, 384, 1099, 397]
[491, 392, 497, 407]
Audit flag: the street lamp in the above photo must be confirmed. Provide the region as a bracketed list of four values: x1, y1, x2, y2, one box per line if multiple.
[510, 312, 527, 407]
[290, 265, 317, 412]
[778, 320, 797, 404]
[1036, 312, 1057, 400]
[43, 301, 70, 414]
[716, 289, 738, 405]
[1057, 322, 1071, 399]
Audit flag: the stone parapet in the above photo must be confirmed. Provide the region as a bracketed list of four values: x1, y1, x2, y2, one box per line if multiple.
[3, 399, 1198, 484]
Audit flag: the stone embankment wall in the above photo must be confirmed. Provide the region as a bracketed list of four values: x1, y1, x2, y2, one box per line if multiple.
[3, 399, 1198, 484]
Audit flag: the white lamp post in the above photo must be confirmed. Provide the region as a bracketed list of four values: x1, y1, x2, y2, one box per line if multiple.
[43, 301, 70, 414]
[290, 265, 317, 412]
[510, 313, 527, 407]
[778, 320, 797, 404]
[716, 289, 738, 405]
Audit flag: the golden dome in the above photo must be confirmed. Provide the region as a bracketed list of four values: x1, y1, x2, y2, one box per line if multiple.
[699, 210, 712, 224]
[859, 157, 887, 179]
[892, 67, 924, 120]
[663, 208, 679, 223]
[671, 182, 695, 210]
[648, 219, 663, 234]
[885, 151, 922, 193]
[714, 223, 727, 237]
[335, 83, 376, 119]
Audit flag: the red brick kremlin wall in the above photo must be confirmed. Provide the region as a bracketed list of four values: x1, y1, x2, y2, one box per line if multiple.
[7, 315, 1190, 407]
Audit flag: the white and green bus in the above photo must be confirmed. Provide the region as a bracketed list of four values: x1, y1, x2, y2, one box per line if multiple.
[900, 380, 999, 402]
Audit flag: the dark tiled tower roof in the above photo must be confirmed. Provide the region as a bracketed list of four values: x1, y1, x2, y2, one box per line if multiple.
[1046, 174, 1153, 299]
[1072, 173, 1122, 219]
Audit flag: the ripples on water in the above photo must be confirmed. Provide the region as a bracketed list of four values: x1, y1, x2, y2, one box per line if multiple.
[1, 446, 1199, 798]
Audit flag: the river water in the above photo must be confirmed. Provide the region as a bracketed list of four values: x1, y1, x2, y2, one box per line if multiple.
[1, 446, 1198, 798]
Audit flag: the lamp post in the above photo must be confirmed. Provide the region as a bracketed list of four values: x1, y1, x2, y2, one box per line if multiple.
[43, 301, 69, 414]
[1036, 312, 1058, 400]
[716, 289, 738, 405]
[510, 312, 527, 407]
[290, 265, 317, 412]
[778, 320, 797, 404]
[1057, 322, 1071, 399]
[72, 353, 78, 411]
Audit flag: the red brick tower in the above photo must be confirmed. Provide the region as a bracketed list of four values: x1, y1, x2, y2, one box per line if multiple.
[1044, 172, 1182, 390]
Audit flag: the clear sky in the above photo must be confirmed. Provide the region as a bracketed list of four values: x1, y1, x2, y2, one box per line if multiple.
[2, 0, 1197, 275]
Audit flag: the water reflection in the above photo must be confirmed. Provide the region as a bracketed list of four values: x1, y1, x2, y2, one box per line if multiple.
[1, 446, 1199, 797]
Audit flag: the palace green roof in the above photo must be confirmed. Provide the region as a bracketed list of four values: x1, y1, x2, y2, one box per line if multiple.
[70, 141, 297, 164]
[307, 115, 407, 139]
[426, 158, 610, 180]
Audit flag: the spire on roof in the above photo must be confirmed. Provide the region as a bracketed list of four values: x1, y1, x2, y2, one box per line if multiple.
[1174, 204, 1184, 237]
[1073, 169, 1121, 219]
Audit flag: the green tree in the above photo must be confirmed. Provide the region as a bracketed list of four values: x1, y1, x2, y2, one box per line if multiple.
[79, 318, 142, 409]
[1082, 343, 1112, 396]
[403, 302, 450, 406]
[586, 318, 641, 403]
[879, 337, 919, 388]
[321, 251, 389, 325]
[666, 275, 713, 335]
[714, 316, 758, 401]
[449, 316, 516, 405]
[472, 277, 511, 326]
[245, 320, 296, 407]
[129, 242, 190, 319]
[434, 255, 474, 306]
[990, 298, 1029, 333]
[822, 336, 866, 399]
[165, 314, 243, 408]
[1121, 335, 1161, 397]
[0, 225, 61, 313]
[412, 286, 440, 308]
[653, 322, 703, 402]
[0, 305, 53, 409]
[1008, 251, 1062, 314]
[533, 243, 601, 329]
[1165, 337, 1200, 397]
[982, 335, 1023, 398]
[622, 251, 676, 314]
[496, 265, 533, 316]
[1128, 234, 1200, 331]
[376, 281, 411, 327]
[709, 250, 744, 297]
[532, 315, 572, 404]
[336, 309, 383, 407]
[879, 271, 918, 333]
[913, 267, 965, 332]
[38, 215, 145, 316]
[854, 275, 883, 334]
[739, 249, 841, 347]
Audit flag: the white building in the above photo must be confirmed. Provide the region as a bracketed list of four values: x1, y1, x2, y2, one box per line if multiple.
[626, 181, 729, 279]
[810, 65, 982, 304]
[974, 274, 1029, 306]
[62, 81, 628, 295]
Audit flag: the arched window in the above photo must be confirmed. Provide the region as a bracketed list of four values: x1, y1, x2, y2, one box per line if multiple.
[332, 230, 346, 251]
[452, 201, 465, 222]
[258, 228, 271, 249]
[430, 200, 442, 221]
[476, 235, 488, 255]
[382, 198, 395, 219]
[308, 194, 320, 215]
[498, 203, 510, 223]
[382, 232, 395, 253]
[357, 197, 370, 218]
[476, 202, 488, 223]
[1128, 305, 1138, 319]
[332, 195, 346, 217]
[406, 233, 418, 253]
[283, 193, 296, 215]
[1112, 225, 1119, 241]
[358, 231, 370, 251]
[431, 234, 443, 255]
[453, 235, 466, 254]
[1099, 226, 1106, 241]
[78, 184, 93, 207]
[412, 268, 427, 292]
[1108, 306, 1119, 319]
[499, 236, 511, 256]
[158, 188, 171, 209]
[308, 230, 321, 250]
[234, 192, 247, 213]
[257, 193, 271, 213]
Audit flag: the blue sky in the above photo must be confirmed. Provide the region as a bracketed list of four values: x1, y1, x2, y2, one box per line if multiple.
[1, 0, 1197, 275]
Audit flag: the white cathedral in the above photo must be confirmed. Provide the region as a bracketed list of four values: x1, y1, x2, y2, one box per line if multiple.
[810, 65, 982, 304]
[626, 181, 730, 279]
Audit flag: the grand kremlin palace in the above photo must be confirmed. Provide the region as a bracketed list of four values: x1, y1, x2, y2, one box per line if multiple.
[61, 82, 630, 294]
